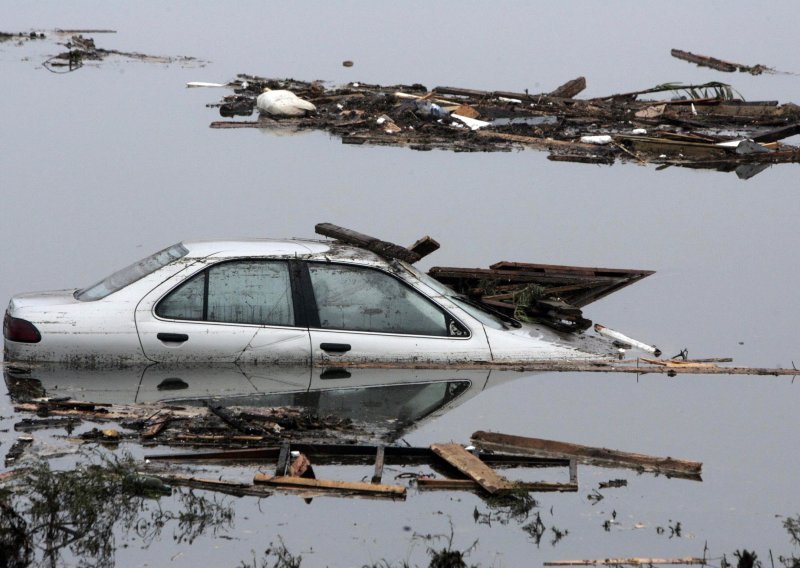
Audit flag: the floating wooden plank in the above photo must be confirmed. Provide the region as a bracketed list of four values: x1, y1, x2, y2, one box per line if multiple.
[408, 236, 440, 259]
[141, 411, 173, 440]
[430, 443, 515, 494]
[545, 557, 707, 566]
[253, 473, 406, 497]
[471, 431, 702, 477]
[275, 441, 291, 476]
[416, 478, 577, 492]
[671, 48, 771, 75]
[549, 77, 586, 99]
[149, 473, 274, 497]
[315, 222, 421, 264]
[372, 445, 385, 484]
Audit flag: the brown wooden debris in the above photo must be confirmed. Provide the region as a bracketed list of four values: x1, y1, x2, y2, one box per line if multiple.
[416, 477, 577, 492]
[204, 74, 800, 178]
[671, 48, 773, 75]
[471, 431, 702, 478]
[407, 235, 440, 259]
[315, 222, 422, 263]
[545, 557, 707, 566]
[254, 473, 406, 497]
[430, 443, 515, 494]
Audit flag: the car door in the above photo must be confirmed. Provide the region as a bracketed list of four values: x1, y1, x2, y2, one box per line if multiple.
[135, 259, 310, 364]
[303, 261, 491, 365]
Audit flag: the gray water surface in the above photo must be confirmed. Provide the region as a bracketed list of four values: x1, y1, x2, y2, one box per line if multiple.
[2, 2, 799, 566]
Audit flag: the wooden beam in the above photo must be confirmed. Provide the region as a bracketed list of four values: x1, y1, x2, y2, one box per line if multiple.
[430, 443, 515, 494]
[471, 432, 702, 477]
[253, 473, 406, 497]
[416, 478, 577, 492]
[408, 236, 440, 259]
[545, 557, 707, 566]
[315, 222, 421, 263]
[549, 77, 586, 99]
[372, 445, 385, 484]
[276, 442, 291, 476]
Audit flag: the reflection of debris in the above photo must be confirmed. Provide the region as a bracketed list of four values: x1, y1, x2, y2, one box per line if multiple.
[206, 74, 800, 178]
[471, 431, 703, 479]
[544, 557, 706, 566]
[671, 49, 777, 75]
[599, 479, 628, 489]
[4, 434, 33, 467]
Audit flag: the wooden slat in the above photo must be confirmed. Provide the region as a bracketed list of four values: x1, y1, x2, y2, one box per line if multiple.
[549, 77, 586, 99]
[430, 443, 515, 494]
[276, 442, 291, 476]
[315, 222, 420, 263]
[408, 236, 440, 259]
[545, 557, 706, 566]
[471, 432, 702, 476]
[416, 478, 577, 492]
[140, 411, 172, 439]
[372, 445, 385, 484]
[253, 473, 406, 496]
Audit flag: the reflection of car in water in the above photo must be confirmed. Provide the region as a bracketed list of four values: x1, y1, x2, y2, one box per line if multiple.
[4, 364, 528, 440]
[4, 239, 614, 366]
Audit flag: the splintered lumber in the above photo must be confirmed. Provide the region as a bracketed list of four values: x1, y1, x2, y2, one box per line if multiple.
[430, 443, 515, 494]
[253, 473, 406, 497]
[141, 411, 173, 439]
[149, 473, 274, 497]
[315, 222, 421, 263]
[671, 48, 771, 75]
[408, 236, 440, 259]
[545, 557, 706, 566]
[471, 432, 702, 478]
[549, 77, 586, 99]
[416, 478, 577, 492]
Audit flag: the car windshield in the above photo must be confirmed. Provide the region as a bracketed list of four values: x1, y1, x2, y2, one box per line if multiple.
[75, 243, 189, 301]
[395, 260, 516, 330]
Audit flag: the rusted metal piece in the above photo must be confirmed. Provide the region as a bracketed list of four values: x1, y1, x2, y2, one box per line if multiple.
[471, 431, 702, 478]
[315, 222, 421, 264]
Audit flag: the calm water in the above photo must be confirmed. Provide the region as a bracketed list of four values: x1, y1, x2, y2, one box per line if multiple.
[2, 2, 799, 566]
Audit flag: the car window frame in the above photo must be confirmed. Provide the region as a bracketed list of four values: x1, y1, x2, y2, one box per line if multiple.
[153, 258, 309, 328]
[299, 260, 472, 339]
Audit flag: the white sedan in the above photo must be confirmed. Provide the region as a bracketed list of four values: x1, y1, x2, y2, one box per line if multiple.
[3, 239, 614, 367]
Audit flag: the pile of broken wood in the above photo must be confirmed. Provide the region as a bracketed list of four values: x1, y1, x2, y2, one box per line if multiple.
[208, 73, 800, 178]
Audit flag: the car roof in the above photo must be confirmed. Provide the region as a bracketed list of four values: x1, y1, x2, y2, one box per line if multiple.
[180, 238, 387, 267]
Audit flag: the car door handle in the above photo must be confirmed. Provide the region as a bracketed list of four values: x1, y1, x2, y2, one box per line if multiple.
[320, 368, 352, 380]
[319, 342, 351, 353]
[157, 332, 189, 343]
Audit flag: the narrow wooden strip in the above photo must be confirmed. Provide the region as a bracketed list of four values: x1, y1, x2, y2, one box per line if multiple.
[545, 557, 706, 566]
[254, 473, 406, 496]
[315, 222, 421, 263]
[372, 445, 385, 484]
[416, 478, 577, 492]
[431, 443, 514, 494]
[471, 432, 702, 476]
[276, 442, 291, 476]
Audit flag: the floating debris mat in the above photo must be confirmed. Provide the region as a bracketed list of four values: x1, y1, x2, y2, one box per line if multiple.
[203, 75, 800, 177]
[429, 262, 654, 332]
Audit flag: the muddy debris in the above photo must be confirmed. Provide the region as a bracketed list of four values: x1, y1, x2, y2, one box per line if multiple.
[204, 73, 800, 178]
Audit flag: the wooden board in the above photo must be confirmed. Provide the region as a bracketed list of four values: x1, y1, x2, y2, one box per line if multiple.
[253, 473, 406, 496]
[315, 222, 421, 263]
[471, 432, 702, 477]
[416, 478, 577, 492]
[430, 443, 515, 494]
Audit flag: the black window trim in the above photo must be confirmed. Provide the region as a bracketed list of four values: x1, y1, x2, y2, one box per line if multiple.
[153, 258, 306, 328]
[299, 260, 472, 339]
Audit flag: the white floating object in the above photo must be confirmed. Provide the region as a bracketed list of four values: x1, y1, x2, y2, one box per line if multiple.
[631, 128, 647, 135]
[257, 89, 316, 117]
[186, 81, 227, 88]
[691, 102, 697, 116]
[498, 96, 522, 103]
[290, 450, 301, 458]
[376, 117, 387, 125]
[451, 113, 490, 130]
[594, 324, 661, 356]
[715, 139, 745, 148]
[352, 82, 360, 87]
[580, 135, 613, 145]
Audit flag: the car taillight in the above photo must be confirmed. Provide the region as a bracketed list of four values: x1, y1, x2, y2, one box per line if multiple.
[3, 312, 42, 343]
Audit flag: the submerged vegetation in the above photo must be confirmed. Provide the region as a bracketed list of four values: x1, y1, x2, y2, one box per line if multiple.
[0, 452, 232, 567]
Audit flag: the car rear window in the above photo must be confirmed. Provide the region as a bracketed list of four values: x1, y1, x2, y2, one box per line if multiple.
[75, 243, 189, 302]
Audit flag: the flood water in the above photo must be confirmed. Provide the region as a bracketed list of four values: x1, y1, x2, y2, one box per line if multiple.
[2, 3, 799, 566]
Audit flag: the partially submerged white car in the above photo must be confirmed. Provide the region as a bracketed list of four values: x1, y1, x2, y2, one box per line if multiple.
[4, 239, 615, 367]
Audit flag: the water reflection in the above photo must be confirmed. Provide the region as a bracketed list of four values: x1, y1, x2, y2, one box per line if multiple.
[4, 364, 522, 441]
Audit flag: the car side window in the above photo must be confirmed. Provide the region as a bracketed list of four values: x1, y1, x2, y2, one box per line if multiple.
[307, 263, 450, 336]
[156, 260, 294, 326]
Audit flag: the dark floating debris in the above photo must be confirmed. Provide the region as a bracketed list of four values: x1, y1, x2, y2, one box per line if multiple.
[203, 74, 800, 178]
[671, 48, 779, 75]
